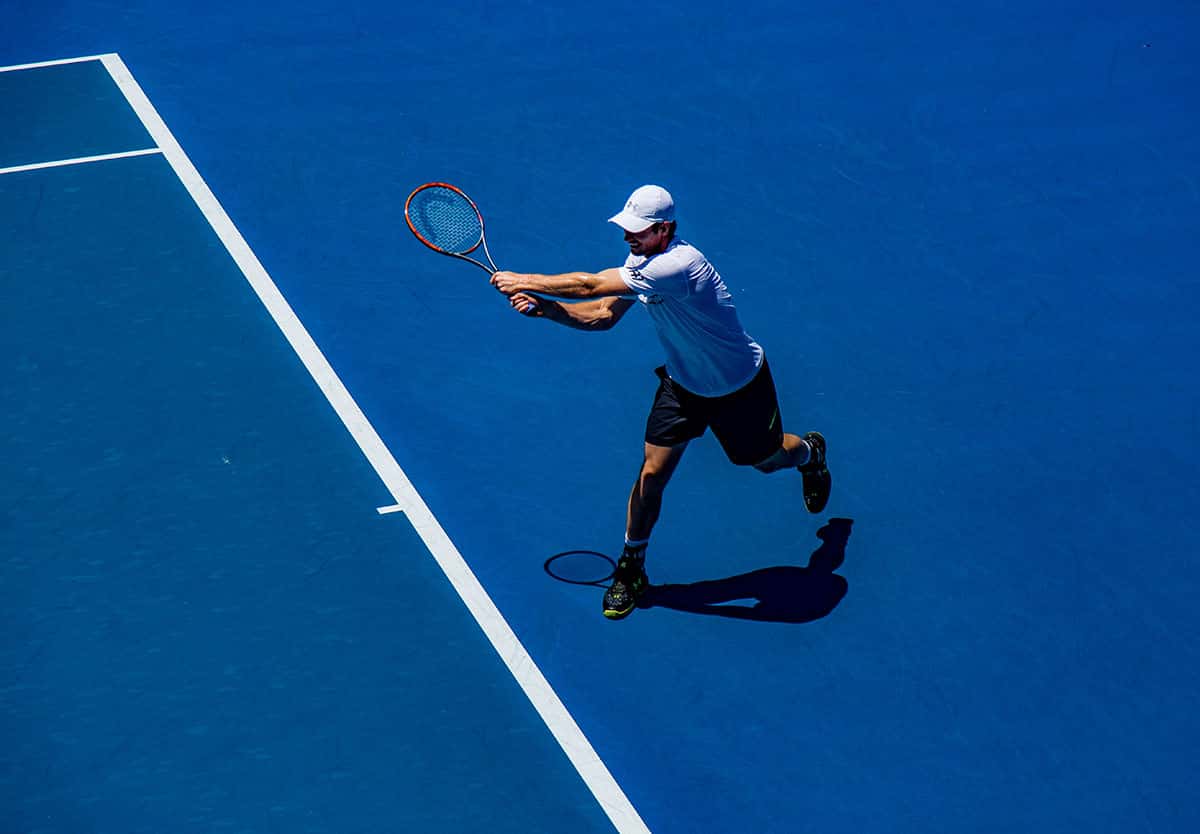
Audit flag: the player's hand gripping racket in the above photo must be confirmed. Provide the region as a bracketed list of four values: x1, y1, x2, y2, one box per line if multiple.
[404, 182, 500, 274]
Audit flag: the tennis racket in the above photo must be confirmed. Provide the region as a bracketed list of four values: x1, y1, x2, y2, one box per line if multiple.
[404, 182, 500, 274]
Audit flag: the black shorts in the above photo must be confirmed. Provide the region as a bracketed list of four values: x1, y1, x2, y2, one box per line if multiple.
[644, 360, 785, 466]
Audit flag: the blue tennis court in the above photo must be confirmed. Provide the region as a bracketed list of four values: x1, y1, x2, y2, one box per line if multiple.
[3, 4, 1199, 832]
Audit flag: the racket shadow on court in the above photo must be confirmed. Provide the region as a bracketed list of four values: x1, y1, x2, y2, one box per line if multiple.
[639, 518, 854, 624]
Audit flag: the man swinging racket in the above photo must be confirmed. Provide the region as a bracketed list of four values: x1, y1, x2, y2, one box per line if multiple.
[490, 185, 831, 620]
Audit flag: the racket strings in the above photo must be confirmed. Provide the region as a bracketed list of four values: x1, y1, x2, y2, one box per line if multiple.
[408, 186, 483, 254]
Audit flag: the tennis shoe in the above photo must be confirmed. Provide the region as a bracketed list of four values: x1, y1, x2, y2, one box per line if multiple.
[603, 548, 649, 620]
[798, 431, 832, 514]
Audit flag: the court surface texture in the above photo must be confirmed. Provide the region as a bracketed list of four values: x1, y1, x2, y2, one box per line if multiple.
[3, 3, 1199, 832]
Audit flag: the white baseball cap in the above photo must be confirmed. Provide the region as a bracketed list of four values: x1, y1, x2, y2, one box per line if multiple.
[607, 184, 676, 233]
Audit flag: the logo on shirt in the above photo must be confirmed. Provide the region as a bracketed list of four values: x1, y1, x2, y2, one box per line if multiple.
[629, 267, 665, 304]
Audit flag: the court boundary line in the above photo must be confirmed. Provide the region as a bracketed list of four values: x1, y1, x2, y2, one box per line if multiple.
[94, 52, 651, 834]
[0, 55, 112, 73]
[0, 148, 161, 177]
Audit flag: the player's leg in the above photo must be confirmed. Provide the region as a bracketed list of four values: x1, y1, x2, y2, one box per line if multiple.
[604, 442, 688, 620]
[752, 433, 812, 472]
[604, 366, 704, 620]
[751, 433, 831, 513]
[710, 360, 832, 513]
[626, 441, 689, 544]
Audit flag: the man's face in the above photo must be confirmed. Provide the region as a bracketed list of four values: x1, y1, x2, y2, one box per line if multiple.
[624, 222, 672, 256]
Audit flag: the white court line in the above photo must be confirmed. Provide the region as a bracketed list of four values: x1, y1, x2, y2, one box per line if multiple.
[376, 504, 405, 515]
[0, 148, 161, 177]
[95, 53, 652, 834]
[0, 54, 110, 73]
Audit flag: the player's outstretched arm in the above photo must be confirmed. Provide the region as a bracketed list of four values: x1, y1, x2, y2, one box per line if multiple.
[508, 292, 634, 331]
[491, 268, 629, 299]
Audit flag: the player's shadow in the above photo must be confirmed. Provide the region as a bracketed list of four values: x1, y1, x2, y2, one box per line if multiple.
[640, 518, 854, 623]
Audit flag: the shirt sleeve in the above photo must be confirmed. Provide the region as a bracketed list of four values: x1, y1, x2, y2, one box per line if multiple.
[618, 249, 691, 300]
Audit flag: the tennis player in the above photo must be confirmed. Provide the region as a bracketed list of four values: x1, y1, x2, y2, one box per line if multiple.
[490, 185, 831, 620]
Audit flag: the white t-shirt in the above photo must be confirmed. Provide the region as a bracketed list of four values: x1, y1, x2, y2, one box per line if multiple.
[619, 238, 764, 397]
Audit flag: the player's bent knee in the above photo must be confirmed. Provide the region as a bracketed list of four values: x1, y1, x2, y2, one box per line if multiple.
[637, 466, 670, 494]
[752, 447, 791, 473]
